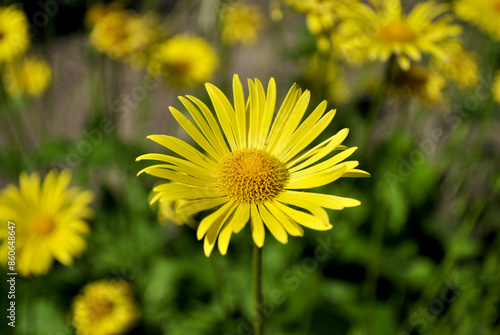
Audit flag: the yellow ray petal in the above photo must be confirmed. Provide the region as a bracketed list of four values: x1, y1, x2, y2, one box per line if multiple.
[280, 109, 335, 163]
[291, 147, 358, 178]
[197, 200, 235, 240]
[177, 197, 229, 216]
[264, 202, 304, 237]
[147, 135, 217, 170]
[231, 202, 250, 233]
[274, 201, 332, 231]
[233, 74, 247, 148]
[258, 203, 288, 244]
[186, 95, 230, 156]
[169, 106, 224, 161]
[288, 128, 349, 172]
[283, 190, 361, 210]
[287, 164, 348, 189]
[250, 203, 265, 247]
[206, 83, 239, 150]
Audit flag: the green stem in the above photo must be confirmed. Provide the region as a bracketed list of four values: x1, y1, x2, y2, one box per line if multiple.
[252, 243, 263, 335]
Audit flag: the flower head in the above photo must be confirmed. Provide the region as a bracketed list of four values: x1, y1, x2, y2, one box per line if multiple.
[71, 279, 140, 335]
[89, 9, 160, 66]
[0, 5, 30, 64]
[137, 75, 369, 256]
[3, 57, 52, 98]
[148, 34, 219, 87]
[337, 0, 462, 70]
[155, 194, 194, 227]
[0, 171, 93, 276]
[454, 0, 500, 40]
[220, 3, 265, 46]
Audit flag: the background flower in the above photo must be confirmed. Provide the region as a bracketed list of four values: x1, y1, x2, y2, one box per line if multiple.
[0, 171, 92, 276]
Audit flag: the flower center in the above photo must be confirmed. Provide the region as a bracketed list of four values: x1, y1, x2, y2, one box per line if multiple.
[379, 22, 414, 43]
[88, 298, 114, 320]
[494, 1, 500, 12]
[170, 61, 190, 74]
[215, 149, 289, 203]
[32, 216, 55, 235]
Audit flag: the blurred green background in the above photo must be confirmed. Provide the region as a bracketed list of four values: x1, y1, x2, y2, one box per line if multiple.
[0, 0, 499, 334]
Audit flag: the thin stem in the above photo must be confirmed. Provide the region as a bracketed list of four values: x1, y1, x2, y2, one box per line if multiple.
[252, 243, 263, 335]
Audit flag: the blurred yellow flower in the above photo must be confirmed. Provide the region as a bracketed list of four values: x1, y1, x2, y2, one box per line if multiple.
[84, 1, 124, 28]
[148, 34, 219, 87]
[337, 0, 462, 70]
[454, 0, 500, 40]
[220, 3, 265, 46]
[147, 190, 195, 227]
[432, 43, 479, 91]
[0, 5, 30, 64]
[392, 64, 446, 105]
[158, 198, 194, 226]
[3, 57, 52, 98]
[0, 171, 92, 276]
[137, 74, 369, 257]
[492, 71, 500, 104]
[89, 9, 160, 66]
[287, 0, 355, 52]
[71, 279, 140, 335]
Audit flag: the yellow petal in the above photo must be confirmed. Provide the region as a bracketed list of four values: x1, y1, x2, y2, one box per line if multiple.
[250, 203, 265, 247]
[274, 201, 332, 231]
[258, 203, 288, 244]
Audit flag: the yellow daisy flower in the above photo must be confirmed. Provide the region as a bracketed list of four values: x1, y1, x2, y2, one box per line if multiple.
[391, 64, 446, 105]
[454, 0, 500, 40]
[71, 279, 140, 335]
[89, 9, 159, 66]
[148, 34, 219, 87]
[3, 57, 52, 98]
[220, 3, 265, 46]
[137, 74, 369, 257]
[0, 171, 92, 276]
[0, 5, 30, 64]
[337, 0, 462, 70]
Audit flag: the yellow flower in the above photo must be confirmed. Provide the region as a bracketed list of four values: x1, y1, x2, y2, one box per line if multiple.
[152, 192, 194, 227]
[0, 5, 30, 64]
[220, 3, 265, 46]
[0, 171, 92, 276]
[431, 42, 479, 91]
[89, 9, 160, 66]
[148, 34, 219, 87]
[454, 0, 500, 40]
[84, 1, 124, 28]
[337, 0, 462, 70]
[391, 64, 446, 105]
[492, 71, 500, 104]
[71, 279, 140, 335]
[137, 74, 369, 257]
[287, 0, 355, 52]
[3, 57, 52, 98]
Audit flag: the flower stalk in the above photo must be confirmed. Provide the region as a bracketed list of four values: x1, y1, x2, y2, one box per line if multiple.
[253, 243, 263, 335]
